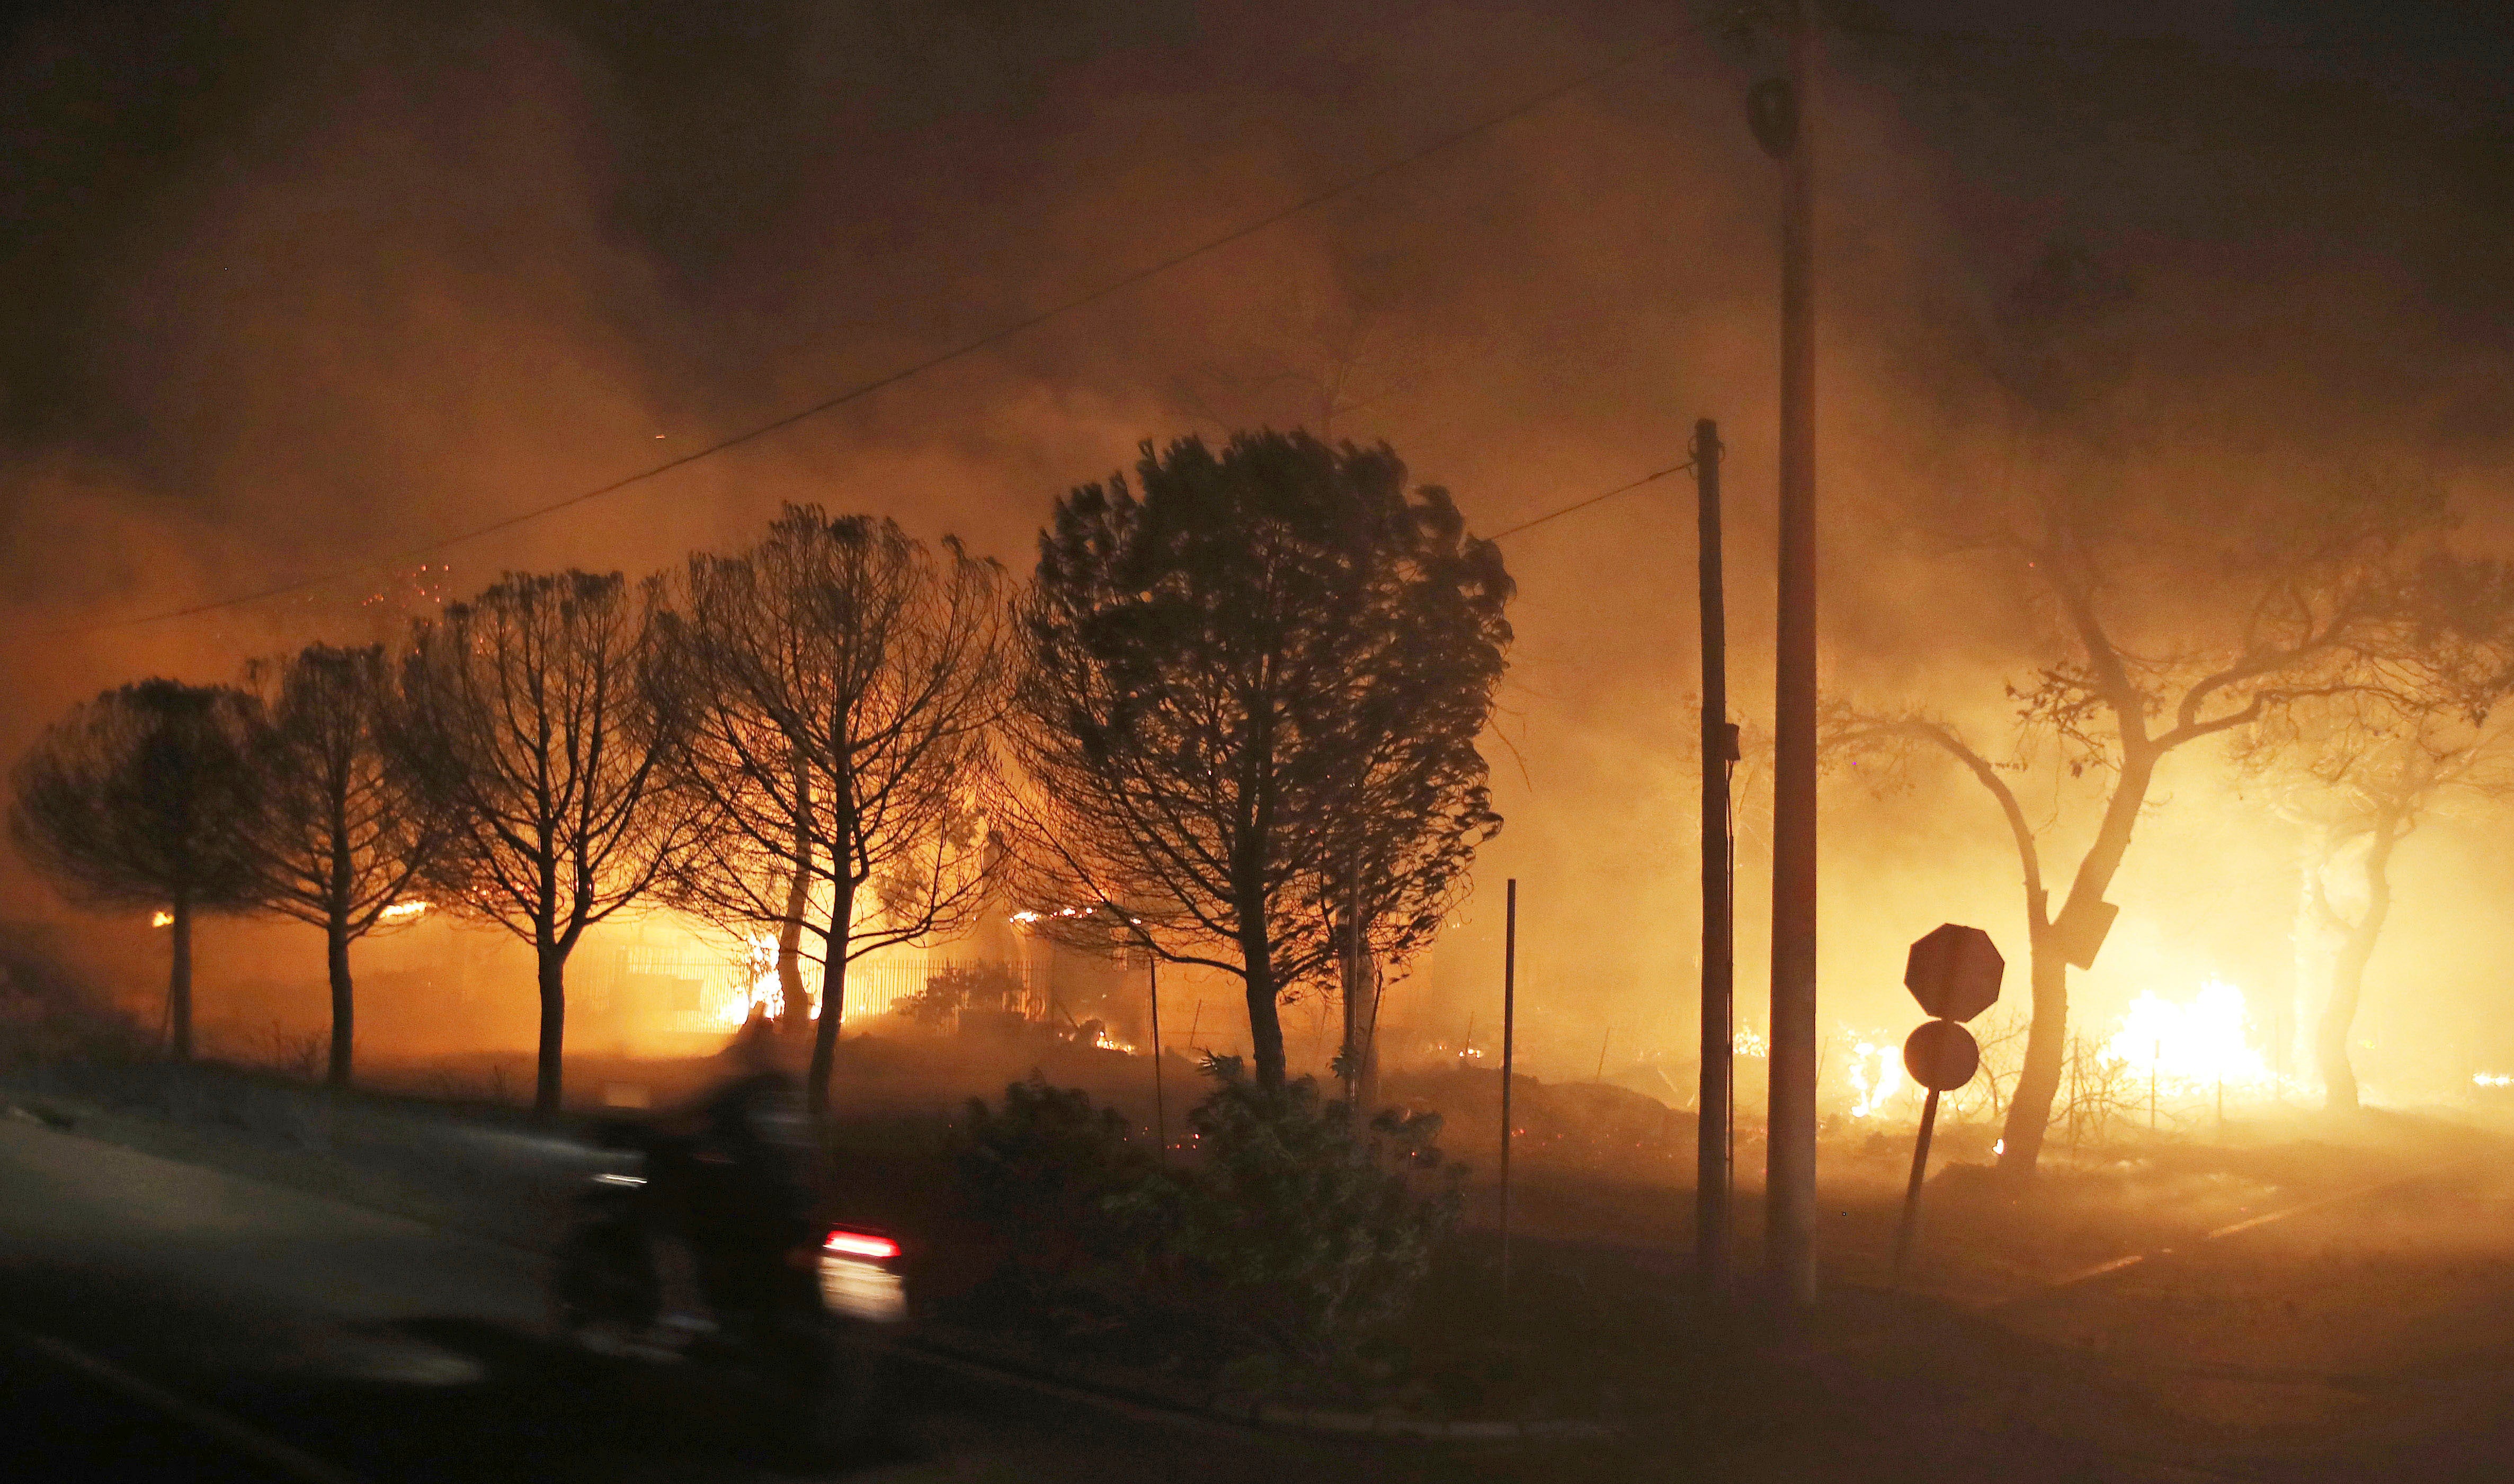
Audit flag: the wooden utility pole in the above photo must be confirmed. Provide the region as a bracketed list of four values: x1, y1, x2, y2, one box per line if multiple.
[1695, 416, 1736, 1301]
[1760, 0, 1821, 1312]
[1500, 878, 1519, 1302]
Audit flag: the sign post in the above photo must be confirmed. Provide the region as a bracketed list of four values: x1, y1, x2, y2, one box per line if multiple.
[1892, 924, 2004, 1283]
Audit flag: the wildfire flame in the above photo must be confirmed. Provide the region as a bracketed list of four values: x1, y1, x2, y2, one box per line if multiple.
[1847, 1035, 1906, 1118]
[380, 900, 431, 923]
[2476, 1072, 2512, 1088]
[2106, 978, 2272, 1089]
[150, 911, 173, 928]
[1010, 907, 1088, 926]
[720, 934, 787, 1027]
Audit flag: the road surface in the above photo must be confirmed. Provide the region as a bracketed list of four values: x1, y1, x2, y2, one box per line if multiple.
[8, 1105, 2514, 1483]
[0, 1115, 1555, 1483]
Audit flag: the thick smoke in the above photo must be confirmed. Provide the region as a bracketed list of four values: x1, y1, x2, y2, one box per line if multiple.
[5, 0, 2512, 1089]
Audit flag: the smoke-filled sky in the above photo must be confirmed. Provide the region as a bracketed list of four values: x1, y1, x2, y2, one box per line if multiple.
[7, 0, 2514, 1081]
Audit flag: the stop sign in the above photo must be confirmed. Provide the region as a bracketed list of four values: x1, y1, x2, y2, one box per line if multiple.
[1903, 1018, 1981, 1092]
[1904, 923, 2003, 1023]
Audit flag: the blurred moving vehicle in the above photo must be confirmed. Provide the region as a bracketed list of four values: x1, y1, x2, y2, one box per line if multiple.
[551, 1112, 908, 1458]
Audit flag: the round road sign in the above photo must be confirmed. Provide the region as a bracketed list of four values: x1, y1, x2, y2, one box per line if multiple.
[1903, 1019, 1981, 1092]
[1904, 923, 2004, 1023]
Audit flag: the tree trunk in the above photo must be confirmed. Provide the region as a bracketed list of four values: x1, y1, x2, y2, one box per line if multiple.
[807, 879, 855, 1116]
[1998, 751, 2156, 1178]
[326, 810, 355, 1087]
[168, 892, 193, 1062]
[533, 940, 567, 1119]
[2316, 962, 2363, 1114]
[325, 915, 354, 1088]
[2319, 820, 2400, 1113]
[1238, 917, 1286, 1089]
[777, 748, 811, 1035]
[1340, 934, 1359, 1107]
[1998, 931, 2069, 1174]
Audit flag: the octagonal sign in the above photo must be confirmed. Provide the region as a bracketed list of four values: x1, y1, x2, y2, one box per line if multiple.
[1904, 923, 2003, 1023]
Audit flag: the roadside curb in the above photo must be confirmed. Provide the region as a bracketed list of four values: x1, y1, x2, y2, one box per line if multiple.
[902, 1325, 1620, 1444]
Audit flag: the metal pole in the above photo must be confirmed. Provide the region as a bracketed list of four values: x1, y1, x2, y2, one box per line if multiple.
[1148, 956, 1166, 1160]
[1597, 1026, 1613, 1082]
[2069, 1034, 2080, 1156]
[1695, 416, 1735, 1302]
[1342, 856, 1361, 1108]
[1764, 0, 1822, 1311]
[1501, 878, 1518, 1302]
[1891, 1087, 1940, 1283]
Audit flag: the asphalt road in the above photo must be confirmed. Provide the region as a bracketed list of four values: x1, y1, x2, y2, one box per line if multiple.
[1, 1333, 313, 1483]
[10, 1103, 2514, 1484]
[0, 1116, 1539, 1484]
[1976, 1150, 2514, 1482]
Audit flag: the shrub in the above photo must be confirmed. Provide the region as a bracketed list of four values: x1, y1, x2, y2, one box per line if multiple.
[0, 957, 155, 1070]
[955, 1060, 1463, 1385]
[956, 1074, 1156, 1312]
[1118, 1056, 1463, 1369]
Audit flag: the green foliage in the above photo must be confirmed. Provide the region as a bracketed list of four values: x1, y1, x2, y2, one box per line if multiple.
[1121, 1057, 1461, 1367]
[956, 1074, 1156, 1309]
[956, 1058, 1462, 1381]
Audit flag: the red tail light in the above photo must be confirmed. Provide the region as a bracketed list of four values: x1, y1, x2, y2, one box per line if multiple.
[824, 1228, 900, 1261]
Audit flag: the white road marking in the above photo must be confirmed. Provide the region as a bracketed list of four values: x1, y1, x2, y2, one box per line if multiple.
[2018, 1155, 2484, 1299]
[3, 1321, 372, 1484]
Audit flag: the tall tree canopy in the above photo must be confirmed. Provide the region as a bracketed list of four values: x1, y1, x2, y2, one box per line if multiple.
[9, 680, 263, 1060]
[1010, 431, 1513, 1089]
[655, 509, 1011, 1114]
[392, 571, 689, 1118]
[240, 642, 442, 1087]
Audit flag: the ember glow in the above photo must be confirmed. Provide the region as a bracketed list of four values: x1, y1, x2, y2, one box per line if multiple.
[150, 911, 172, 928]
[1010, 907, 1087, 927]
[2106, 979, 2274, 1092]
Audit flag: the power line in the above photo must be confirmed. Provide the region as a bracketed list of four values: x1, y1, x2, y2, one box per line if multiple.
[1487, 459, 1692, 542]
[59, 24, 1696, 639]
[1841, 19, 2445, 55]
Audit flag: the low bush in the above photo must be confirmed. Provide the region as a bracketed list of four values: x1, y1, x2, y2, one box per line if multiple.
[0, 957, 155, 1070]
[954, 1058, 1463, 1388]
[1120, 1056, 1461, 1372]
[955, 1073, 1157, 1315]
